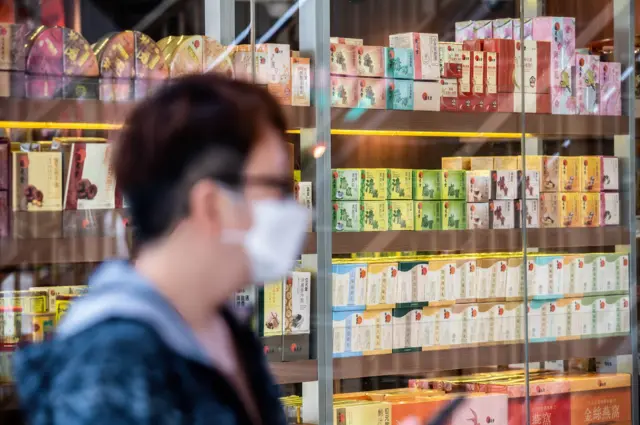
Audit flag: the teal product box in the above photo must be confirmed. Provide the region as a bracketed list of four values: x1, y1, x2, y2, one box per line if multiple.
[332, 263, 367, 310]
[386, 79, 414, 110]
[442, 170, 466, 200]
[387, 47, 414, 80]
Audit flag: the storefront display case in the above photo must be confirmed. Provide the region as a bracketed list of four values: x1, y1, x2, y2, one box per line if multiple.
[0, 1, 637, 425]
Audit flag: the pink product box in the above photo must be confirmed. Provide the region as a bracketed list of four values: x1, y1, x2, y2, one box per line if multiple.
[514, 18, 533, 40]
[599, 62, 621, 116]
[356, 77, 387, 109]
[474, 20, 493, 40]
[356, 46, 387, 78]
[330, 76, 358, 108]
[455, 21, 475, 42]
[493, 18, 514, 40]
[532, 17, 576, 115]
[575, 54, 600, 115]
[330, 43, 357, 76]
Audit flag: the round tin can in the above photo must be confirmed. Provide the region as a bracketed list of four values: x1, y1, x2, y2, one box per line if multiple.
[0, 306, 22, 345]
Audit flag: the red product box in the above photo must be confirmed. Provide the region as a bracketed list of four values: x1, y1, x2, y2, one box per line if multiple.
[484, 52, 498, 112]
[458, 51, 472, 95]
[462, 40, 484, 52]
[472, 51, 485, 95]
[440, 78, 458, 111]
[499, 93, 551, 114]
[514, 40, 551, 94]
[439, 42, 463, 78]
[483, 39, 515, 93]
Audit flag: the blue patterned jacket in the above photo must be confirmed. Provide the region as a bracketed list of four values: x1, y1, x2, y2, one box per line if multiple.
[13, 261, 287, 425]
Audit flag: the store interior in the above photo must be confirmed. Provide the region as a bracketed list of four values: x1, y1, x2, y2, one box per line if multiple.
[0, 0, 638, 424]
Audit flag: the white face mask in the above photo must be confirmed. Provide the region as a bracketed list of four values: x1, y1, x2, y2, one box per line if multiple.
[222, 199, 310, 284]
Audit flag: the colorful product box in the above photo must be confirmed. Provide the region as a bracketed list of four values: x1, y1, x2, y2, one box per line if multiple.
[489, 200, 517, 229]
[291, 57, 311, 107]
[540, 193, 559, 228]
[596, 254, 628, 293]
[397, 261, 429, 305]
[362, 201, 388, 231]
[580, 156, 619, 192]
[472, 51, 485, 96]
[332, 263, 367, 310]
[523, 170, 541, 199]
[389, 33, 440, 80]
[332, 309, 393, 357]
[474, 20, 494, 39]
[386, 79, 414, 110]
[439, 78, 459, 111]
[455, 21, 475, 42]
[575, 54, 600, 115]
[542, 155, 560, 192]
[330, 43, 357, 76]
[366, 263, 397, 307]
[483, 39, 515, 93]
[599, 61, 621, 116]
[64, 144, 116, 210]
[458, 50, 472, 97]
[439, 42, 463, 79]
[387, 47, 414, 80]
[12, 152, 63, 211]
[493, 170, 519, 200]
[485, 52, 499, 111]
[442, 170, 466, 200]
[231, 44, 267, 84]
[388, 200, 414, 231]
[466, 170, 491, 202]
[357, 77, 387, 109]
[601, 192, 620, 226]
[423, 259, 456, 304]
[333, 401, 392, 425]
[413, 81, 441, 111]
[356, 45, 387, 78]
[493, 18, 515, 39]
[522, 199, 541, 228]
[330, 76, 358, 108]
[387, 169, 412, 200]
[412, 170, 442, 200]
[392, 308, 423, 352]
[514, 18, 534, 40]
[332, 169, 362, 201]
[261, 280, 283, 336]
[468, 202, 490, 229]
[476, 258, 508, 301]
[414, 201, 442, 231]
[332, 201, 361, 232]
[560, 156, 580, 192]
[579, 193, 600, 227]
[530, 255, 564, 297]
[513, 40, 551, 94]
[284, 272, 311, 335]
[442, 200, 467, 230]
[559, 192, 580, 227]
[362, 169, 388, 200]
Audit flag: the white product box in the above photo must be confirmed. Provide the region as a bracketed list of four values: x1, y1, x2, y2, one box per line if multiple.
[332, 263, 367, 309]
[294, 181, 313, 231]
[366, 263, 397, 306]
[413, 81, 441, 111]
[523, 199, 540, 228]
[291, 57, 311, 106]
[64, 144, 116, 210]
[396, 261, 429, 304]
[601, 192, 620, 226]
[392, 308, 423, 351]
[284, 271, 311, 334]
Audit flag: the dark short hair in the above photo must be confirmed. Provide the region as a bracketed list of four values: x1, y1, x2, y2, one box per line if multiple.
[114, 74, 288, 243]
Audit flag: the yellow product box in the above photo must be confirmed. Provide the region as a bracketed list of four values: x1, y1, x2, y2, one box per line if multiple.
[29, 285, 88, 313]
[560, 156, 580, 192]
[494, 156, 519, 170]
[559, 192, 580, 227]
[12, 152, 63, 211]
[541, 155, 559, 192]
[470, 156, 495, 170]
[386, 169, 412, 199]
[579, 192, 600, 227]
[362, 201, 388, 231]
[261, 280, 283, 336]
[520, 154, 543, 175]
[540, 193, 559, 228]
[441, 157, 470, 170]
[0, 290, 48, 314]
[580, 156, 602, 192]
[366, 262, 397, 307]
[54, 294, 80, 324]
[388, 200, 414, 230]
[362, 169, 387, 200]
[333, 401, 391, 425]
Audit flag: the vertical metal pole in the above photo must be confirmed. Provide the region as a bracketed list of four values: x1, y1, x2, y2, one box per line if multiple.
[250, 0, 256, 82]
[613, 3, 638, 425]
[300, 0, 332, 424]
[204, 0, 235, 44]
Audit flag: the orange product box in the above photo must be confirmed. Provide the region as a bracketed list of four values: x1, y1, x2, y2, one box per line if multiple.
[451, 393, 508, 425]
[560, 156, 580, 192]
[580, 156, 619, 192]
[388, 396, 448, 425]
[542, 155, 560, 192]
[490, 379, 570, 425]
[579, 192, 600, 227]
[568, 374, 631, 425]
[560, 192, 580, 227]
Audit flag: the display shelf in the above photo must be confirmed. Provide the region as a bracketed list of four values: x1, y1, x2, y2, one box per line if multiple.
[266, 336, 631, 383]
[331, 109, 629, 138]
[323, 227, 630, 254]
[0, 98, 313, 130]
[0, 98, 628, 137]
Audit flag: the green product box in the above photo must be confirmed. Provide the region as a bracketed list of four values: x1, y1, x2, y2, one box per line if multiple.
[387, 169, 413, 200]
[413, 170, 443, 200]
[332, 201, 361, 232]
[442, 170, 466, 200]
[388, 200, 414, 231]
[442, 200, 467, 230]
[386, 79, 414, 111]
[414, 201, 442, 231]
[331, 169, 362, 201]
[361, 169, 387, 201]
[361, 201, 388, 231]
